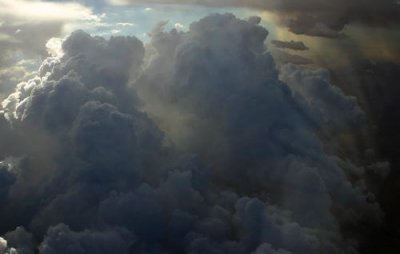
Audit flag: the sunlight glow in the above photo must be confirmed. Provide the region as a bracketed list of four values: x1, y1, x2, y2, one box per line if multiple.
[0, 0, 97, 22]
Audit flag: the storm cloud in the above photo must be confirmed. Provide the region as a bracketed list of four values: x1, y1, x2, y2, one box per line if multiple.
[0, 13, 385, 253]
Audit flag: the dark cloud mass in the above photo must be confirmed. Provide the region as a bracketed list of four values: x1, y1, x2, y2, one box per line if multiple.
[0, 14, 386, 253]
[271, 40, 309, 51]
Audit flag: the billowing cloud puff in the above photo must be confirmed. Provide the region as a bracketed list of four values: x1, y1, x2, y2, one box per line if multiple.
[279, 64, 364, 128]
[3, 227, 34, 254]
[0, 237, 8, 254]
[39, 224, 131, 254]
[0, 13, 384, 254]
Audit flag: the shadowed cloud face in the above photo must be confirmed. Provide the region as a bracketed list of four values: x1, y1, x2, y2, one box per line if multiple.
[0, 13, 387, 254]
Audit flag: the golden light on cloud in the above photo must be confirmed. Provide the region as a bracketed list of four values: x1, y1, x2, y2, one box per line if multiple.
[257, 10, 277, 28]
[346, 25, 400, 63]
[268, 18, 400, 67]
[269, 24, 367, 68]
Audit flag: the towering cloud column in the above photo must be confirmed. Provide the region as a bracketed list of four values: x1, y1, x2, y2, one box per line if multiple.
[0, 14, 383, 254]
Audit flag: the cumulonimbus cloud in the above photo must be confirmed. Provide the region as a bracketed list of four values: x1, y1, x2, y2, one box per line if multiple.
[0, 13, 386, 254]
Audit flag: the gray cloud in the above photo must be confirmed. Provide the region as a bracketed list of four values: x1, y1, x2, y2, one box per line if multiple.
[271, 40, 309, 51]
[3, 227, 34, 254]
[39, 224, 131, 254]
[279, 63, 364, 128]
[0, 13, 384, 254]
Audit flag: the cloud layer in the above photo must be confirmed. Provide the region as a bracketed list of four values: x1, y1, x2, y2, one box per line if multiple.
[108, 0, 400, 37]
[0, 14, 384, 253]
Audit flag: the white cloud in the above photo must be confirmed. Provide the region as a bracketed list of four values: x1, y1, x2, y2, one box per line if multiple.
[46, 37, 64, 58]
[0, 0, 96, 23]
[0, 237, 7, 254]
[174, 22, 185, 30]
[117, 22, 135, 27]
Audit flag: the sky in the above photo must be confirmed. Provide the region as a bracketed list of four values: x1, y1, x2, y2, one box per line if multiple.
[0, 0, 399, 253]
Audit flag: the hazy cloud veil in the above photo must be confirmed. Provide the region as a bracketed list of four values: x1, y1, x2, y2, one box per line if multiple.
[0, 14, 385, 254]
